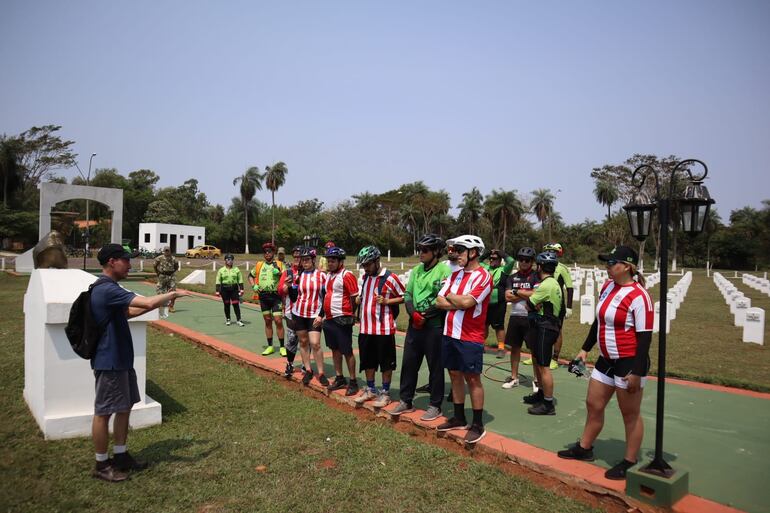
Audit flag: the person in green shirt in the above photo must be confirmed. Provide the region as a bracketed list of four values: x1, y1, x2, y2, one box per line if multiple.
[481, 249, 516, 358]
[523, 242, 572, 369]
[248, 242, 286, 356]
[215, 253, 244, 326]
[525, 251, 563, 416]
[390, 234, 451, 421]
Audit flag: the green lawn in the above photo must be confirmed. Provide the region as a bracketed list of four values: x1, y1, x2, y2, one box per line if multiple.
[0, 273, 600, 513]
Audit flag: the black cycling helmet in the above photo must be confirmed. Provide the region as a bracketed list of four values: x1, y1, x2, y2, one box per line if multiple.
[417, 233, 445, 250]
[299, 246, 317, 258]
[292, 245, 302, 254]
[326, 246, 346, 259]
[517, 247, 536, 259]
[224, 253, 234, 261]
[536, 251, 558, 272]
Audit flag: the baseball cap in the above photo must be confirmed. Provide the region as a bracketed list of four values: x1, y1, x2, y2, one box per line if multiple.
[97, 243, 134, 265]
[277, 247, 286, 255]
[598, 245, 638, 266]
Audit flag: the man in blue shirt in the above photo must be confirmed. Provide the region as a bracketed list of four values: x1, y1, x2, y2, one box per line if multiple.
[90, 244, 191, 482]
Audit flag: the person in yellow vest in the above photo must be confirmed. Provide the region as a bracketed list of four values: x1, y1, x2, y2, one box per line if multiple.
[216, 254, 244, 326]
[249, 242, 286, 355]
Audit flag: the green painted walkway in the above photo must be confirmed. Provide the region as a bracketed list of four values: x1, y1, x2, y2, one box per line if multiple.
[129, 283, 770, 513]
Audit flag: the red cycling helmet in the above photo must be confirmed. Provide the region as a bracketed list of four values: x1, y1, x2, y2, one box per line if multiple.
[324, 241, 335, 248]
[262, 242, 276, 252]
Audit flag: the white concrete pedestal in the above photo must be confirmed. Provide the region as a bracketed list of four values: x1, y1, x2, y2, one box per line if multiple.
[23, 269, 162, 439]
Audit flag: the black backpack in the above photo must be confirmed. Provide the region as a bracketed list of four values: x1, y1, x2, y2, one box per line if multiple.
[363, 270, 400, 320]
[65, 277, 112, 359]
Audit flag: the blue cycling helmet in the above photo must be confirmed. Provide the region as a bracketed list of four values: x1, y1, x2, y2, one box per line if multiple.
[326, 246, 346, 259]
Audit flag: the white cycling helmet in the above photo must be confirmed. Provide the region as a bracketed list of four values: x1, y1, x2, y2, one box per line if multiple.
[446, 235, 485, 255]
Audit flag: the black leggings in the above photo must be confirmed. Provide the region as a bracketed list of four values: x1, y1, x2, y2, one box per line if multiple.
[221, 286, 242, 321]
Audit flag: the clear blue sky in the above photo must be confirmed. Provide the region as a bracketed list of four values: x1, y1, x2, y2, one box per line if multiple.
[2, 0, 768, 224]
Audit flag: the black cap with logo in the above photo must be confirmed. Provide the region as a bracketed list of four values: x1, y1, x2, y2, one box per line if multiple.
[598, 245, 639, 266]
[97, 243, 135, 265]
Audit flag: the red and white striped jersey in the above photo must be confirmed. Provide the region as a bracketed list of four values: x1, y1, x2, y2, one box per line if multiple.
[323, 267, 359, 318]
[439, 267, 492, 344]
[291, 269, 327, 318]
[277, 268, 297, 319]
[359, 269, 405, 335]
[595, 280, 654, 359]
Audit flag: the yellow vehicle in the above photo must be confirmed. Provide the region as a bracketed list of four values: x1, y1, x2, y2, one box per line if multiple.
[185, 245, 221, 259]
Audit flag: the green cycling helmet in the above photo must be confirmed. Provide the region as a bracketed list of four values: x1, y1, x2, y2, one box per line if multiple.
[356, 245, 381, 265]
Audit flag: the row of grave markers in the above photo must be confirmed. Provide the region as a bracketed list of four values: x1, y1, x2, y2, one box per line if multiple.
[713, 273, 765, 345]
[741, 273, 770, 297]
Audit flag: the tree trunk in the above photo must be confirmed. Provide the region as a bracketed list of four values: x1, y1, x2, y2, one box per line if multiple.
[607, 204, 611, 222]
[244, 197, 250, 254]
[502, 216, 507, 250]
[271, 190, 276, 245]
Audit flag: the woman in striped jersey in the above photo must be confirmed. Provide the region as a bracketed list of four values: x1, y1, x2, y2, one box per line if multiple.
[558, 246, 653, 480]
[290, 247, 329, 387]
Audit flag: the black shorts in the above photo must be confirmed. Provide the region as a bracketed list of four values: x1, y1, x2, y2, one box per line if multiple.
[358, 334, 397, 372]
[259, 292, 283, 316]
[505, 316, 535, 348]
[94, 369, 140, 416]
[323, 319, 354, 356]
[485, 301, 507, 330]
[220, 286, 241, 304]
[442, 336, 484, 374]
[292, 315, 322, 333]
[531, 325, 559, 367]
[591, 355, 649, 389]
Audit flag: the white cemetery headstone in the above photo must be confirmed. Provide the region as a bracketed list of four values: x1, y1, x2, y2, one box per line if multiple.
[666, 293, 677, 320]
[580, 295, 595, 324]
[652, 301, 671, 334]
[23, 269, 161, 439]
[729, 292, 744, 315]
[734, 298, 751, 327]
[585, 279, 595, 298]
[180, 269, 206, 285]
[743, 308, 765, 345]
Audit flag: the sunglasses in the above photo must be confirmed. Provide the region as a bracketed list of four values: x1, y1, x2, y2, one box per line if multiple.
[453, 246, 469, 253]
[605, 259, 619, 266]
[418, 247, 433, 254]
[517, 258, 532, 263]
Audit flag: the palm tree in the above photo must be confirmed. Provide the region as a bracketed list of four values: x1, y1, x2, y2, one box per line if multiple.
[593, 179, 619, 222]
[233, 166, 263, 253]
[264, 161, 288, 245]
[485, 189, 524, 250]
[530, 188, 555, 241]
[457, 187, 484, 234]
[0, 136, 23, 208]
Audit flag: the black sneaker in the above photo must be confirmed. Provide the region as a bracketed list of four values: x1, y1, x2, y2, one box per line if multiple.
[112, 452, 148, 472]
[464, 423, 487, 444]
[436, 417, 469, 432]
[605, 459, 636, 480]
[327, 376, 347, 391]
[283, 363, 293, 379]
[415, 383, 431, 394]
[523, 389, 544, 405]
[302, 369, 314, 386]
[317, 374, 330, 387]
[557, 442, 595, 461]
[92, 460, 128, 482]
[345, 380, 359, 397]
[527, 401, 556, 416]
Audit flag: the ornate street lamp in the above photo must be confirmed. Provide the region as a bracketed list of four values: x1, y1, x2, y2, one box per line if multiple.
[623, 159, 713, 478]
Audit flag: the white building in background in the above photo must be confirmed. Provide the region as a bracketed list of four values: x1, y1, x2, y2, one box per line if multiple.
[138, 223, 205, 254]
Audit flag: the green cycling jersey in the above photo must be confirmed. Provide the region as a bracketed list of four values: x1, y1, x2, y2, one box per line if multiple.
[481, 255, 515, 304]
[404, 261, 451, 328]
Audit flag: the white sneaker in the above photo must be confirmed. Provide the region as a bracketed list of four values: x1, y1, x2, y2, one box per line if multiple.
[225, 319, 231, 326]
[501, 376, 519, 389]
[354, 388, 378, 405]
[237, 320, 245, 327]
[372, 391, 392, 408]
[420, 406, 442, 422]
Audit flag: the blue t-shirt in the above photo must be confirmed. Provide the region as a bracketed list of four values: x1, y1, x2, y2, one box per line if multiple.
[89, 276, 137, 371]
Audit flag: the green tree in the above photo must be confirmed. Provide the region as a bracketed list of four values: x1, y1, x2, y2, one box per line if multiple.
[457, 187, 483, 234]
[593, 179, 619, 222]
[485, 189, 524, 250]
[15, 125, 76, 197]
[264, 161, 288, 245]
[233, 167, 263, 253]
[530, 188, 555, 242]
[144, 199, 180, 224]
[0, 136, 23, 208]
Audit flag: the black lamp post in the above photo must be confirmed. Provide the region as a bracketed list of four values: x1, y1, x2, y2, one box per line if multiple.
[310, 233, 319, 248]
[622, 159, 714, 477]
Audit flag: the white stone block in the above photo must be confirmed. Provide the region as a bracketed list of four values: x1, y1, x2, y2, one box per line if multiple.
[579, 294, 595, 324]
[734, 298, 751, 327]
[653, 301, 671, 334]
[585, 280, 595, 298]
[666, 293, 677, 320]
[729, 292, 744, 315]
[743, 308, 765, 345]
[180, 269, 206, 285]
[23, 269, 161, 439]
[15, 248, 35, 273]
